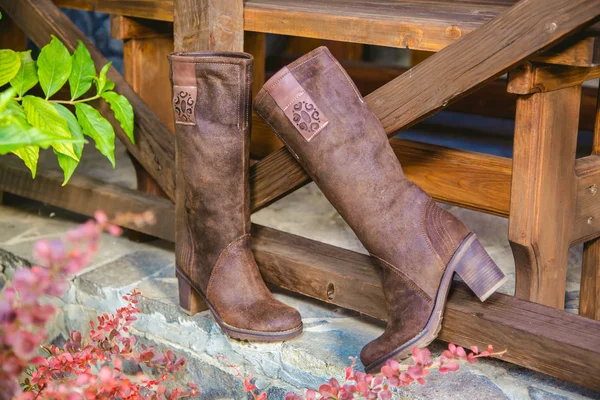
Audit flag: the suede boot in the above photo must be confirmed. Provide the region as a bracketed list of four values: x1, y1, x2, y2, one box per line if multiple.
[253, 47, 505, 369]
[169, 51, 302, 341]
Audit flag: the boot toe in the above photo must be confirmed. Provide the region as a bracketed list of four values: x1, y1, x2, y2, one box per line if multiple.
[255, 300, 302, 333]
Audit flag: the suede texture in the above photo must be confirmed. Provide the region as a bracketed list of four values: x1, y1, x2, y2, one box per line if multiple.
[254, 47, 470, 366]
[169, 52, 301, 335]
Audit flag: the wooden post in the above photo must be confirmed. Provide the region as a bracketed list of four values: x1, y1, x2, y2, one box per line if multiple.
[507, 64, 582, 309]
[174, 0, 243, 52]
[111, 16, 174, 240]
[580, 88, 600, 320]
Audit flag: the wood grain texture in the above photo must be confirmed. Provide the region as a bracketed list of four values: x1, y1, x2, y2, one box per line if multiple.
[110, 15, 173, 40]
[174, 0, 243, 52]
[53, 0, 600, 66]
[2, 0, 177, 201]
[250, 0, 600, 213]
[54, 0, 173, 21]
[508, 62, 600, 94]
[0, 8, 26, 51]
[509, 85, 581, 309]
[580, 238, 600, 320]
[3, 158, 600, 391]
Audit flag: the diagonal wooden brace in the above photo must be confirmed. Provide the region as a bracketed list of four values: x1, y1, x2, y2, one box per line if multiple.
[0, 0, 177, 201]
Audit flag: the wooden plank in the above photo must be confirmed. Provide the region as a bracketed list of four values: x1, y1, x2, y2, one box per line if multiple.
[250, 0, 600, 213]
[53, 0, 600, 67]
[534, 35, 600, 67]
[580, 88, 600, 320]
[0, 159, 175, 239]
[2, 0, 177, 201]
[580, 239, 600, 319]
[110, 15, 173, 40]
[54, 0, 173, 21]
[244, 31, 281, 158]
[174, 0, 243, 52]
[2, 158, 600, 392]
[0, 7, 26, 51]
[508, 62, 600, 94]
[509, 84, 581, 309]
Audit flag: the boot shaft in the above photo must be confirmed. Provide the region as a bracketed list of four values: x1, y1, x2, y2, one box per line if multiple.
[169, 52, 253, 291]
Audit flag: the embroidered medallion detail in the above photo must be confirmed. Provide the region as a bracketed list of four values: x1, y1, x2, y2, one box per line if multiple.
[292, 100, 324, 134]
[173, 85, 197, 125]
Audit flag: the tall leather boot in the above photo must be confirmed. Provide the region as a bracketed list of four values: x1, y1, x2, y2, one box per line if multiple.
[254, 47, 505, 369]
[169, 52, 302, 341]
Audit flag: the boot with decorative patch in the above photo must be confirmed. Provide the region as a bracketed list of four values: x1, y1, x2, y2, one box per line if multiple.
[253, 47, 505, 369]
[169, 51, 302, 341]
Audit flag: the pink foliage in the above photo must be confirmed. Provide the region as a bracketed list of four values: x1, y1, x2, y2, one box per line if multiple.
[280, 344, 506, 400]
[0, 211, 198, 399]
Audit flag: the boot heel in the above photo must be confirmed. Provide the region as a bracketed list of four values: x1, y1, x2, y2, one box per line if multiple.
[453, 234, 506, 302]
[177, 273, 207, 315]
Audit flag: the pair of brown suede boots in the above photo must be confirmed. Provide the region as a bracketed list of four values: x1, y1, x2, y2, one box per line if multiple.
[168, 47, 506, 373]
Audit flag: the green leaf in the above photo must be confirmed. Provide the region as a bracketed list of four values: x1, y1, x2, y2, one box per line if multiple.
[0, 123, 82, 155]
[94, 62, 112, 95]
[75, 103, 115, 167]
[53, 103, 84, 184]
[0, 88, 17, 112]
[12, 146, 39, 178]
[0, 49, 20, 87]
[10, 51, 38, 97]
[69, 41, 96, 100]
[101, 92, 134, 144]
[37, 35, 72, 99]
[22, 95, 78, 160]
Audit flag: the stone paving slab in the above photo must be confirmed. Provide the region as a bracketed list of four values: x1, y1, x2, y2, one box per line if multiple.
[0, 198, 597, 399]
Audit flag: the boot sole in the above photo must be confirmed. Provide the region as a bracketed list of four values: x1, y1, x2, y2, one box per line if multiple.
[364, 233, 505, 373]
[176, 269, 303, 342]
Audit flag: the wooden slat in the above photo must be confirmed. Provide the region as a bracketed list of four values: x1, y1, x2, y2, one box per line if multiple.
[1, 0, 177, 201]
[53, 0, 600, 67]
[250, 0, 600, 213]
[580, 239, 600, 320]
[580, 88, 600, 321]
[110, 15, 173, 40]
[509, 84, 581, 309]
[2, 159, 600, 391]
[508, 62, 600, 94]
[54, 0, 173, 21]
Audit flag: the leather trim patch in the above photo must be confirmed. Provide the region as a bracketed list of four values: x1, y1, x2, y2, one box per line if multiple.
[173, 85, 197, 125]
[267, 68, 329, 142]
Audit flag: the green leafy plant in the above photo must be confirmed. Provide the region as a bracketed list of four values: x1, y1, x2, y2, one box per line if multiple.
[0, 34, 134, 184]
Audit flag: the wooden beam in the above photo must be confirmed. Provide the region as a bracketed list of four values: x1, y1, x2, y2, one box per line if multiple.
[173, 0, 243, 52]
[2, 158, 600, 391]
[509, 84, 581, 309]
[52, 0, 600, 67]
[508, 62, 600, 94]
[110, 15, 172, 40]
[1, 0, 177, 201]
[250, 0, 600, 213]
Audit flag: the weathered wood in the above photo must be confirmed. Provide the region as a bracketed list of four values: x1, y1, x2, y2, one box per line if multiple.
[250, 0, 600, 213]
[508, 62, 600, 94]
[580, 88, 600, 320]
[580, 238, 600, 320]
[534, 35, 600, 67]
[54, 0, 173, 21]
[0, 158, 175, 239]
[3, 158, 600, 391]
[244, 31, 280, 158]
[509, 84, 581, 309]
[0, 8, 26, 51]
[110, 15, 172, 40]
[173, 0, 243, 52]
[2, 0, 177, 201]
[573, 156, 600, 244]
[53, 0, 600, 67]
